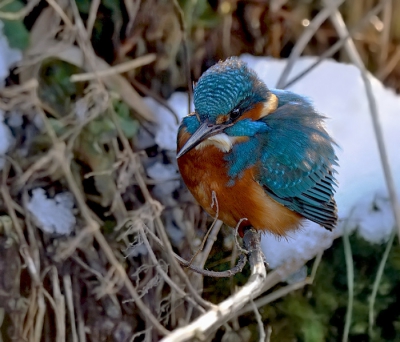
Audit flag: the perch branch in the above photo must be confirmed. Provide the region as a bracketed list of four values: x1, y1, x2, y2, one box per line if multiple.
[160, 228, 266, 342]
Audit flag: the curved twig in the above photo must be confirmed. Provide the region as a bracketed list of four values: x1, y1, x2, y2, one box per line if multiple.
[142, 222, 247, 278]
[160, 228, 266, 342]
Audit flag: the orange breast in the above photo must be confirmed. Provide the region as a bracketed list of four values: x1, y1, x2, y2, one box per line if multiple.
[177, 129, 303, 236]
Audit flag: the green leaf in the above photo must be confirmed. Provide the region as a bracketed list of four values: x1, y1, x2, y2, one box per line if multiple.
[114, 100, 130, 118]
[87, 117, 115, 138]
[113, 100, 139, 138]
[1, 0, 30, 50]
[117, 115, 139, 139]
[38, 59, 85, 117]
[48, 118, 67, 136]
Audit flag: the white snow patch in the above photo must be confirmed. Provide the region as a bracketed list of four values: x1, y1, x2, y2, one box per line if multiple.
[0, 110, 14, 170]
[262, 221, 336, 269]
[144, 92, 193, 150]
[0, 20, 22, 170]
[147, 161, 179, 181]
[0, 20, 22, 87]
[27, 188, 76, 235]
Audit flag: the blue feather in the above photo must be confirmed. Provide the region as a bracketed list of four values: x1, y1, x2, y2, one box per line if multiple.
[177, 58, 338, 230]
[194, 58, 268, 122]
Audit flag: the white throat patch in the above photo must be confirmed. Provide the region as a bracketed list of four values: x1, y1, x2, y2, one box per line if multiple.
[195, 133, 234, 153]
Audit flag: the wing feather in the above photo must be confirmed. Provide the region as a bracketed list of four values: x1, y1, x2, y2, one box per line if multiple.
[256, 90, 338, 230]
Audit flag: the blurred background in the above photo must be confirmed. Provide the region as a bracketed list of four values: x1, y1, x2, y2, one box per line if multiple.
[1, 0, 400, 341]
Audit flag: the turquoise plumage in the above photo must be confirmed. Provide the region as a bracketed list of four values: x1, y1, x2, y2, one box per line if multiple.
[177, 57, 338, 234]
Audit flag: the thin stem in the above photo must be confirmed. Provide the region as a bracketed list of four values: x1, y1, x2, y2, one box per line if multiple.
[276, 0, 345, 88]
[328, 2, 400, 245]
[342, 226, 354, 342]
[283, 0, 389, 89]
[368, 231, 395, 337]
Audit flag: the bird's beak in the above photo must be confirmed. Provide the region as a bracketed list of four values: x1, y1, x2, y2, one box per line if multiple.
[177, 119, 225, 158]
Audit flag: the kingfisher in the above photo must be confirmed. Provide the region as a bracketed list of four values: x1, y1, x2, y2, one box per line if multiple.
[176, 57, 338, 237]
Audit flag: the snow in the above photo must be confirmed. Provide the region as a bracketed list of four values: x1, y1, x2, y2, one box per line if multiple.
[27, 188, 76, 235]
[147, 55, 400, 269]
[144, 92, 193, 151]
[0, 20, 22, 170]
[0, 20, 22, 87]
[147, 161, 179, 182]
[0, 110, 13, 170]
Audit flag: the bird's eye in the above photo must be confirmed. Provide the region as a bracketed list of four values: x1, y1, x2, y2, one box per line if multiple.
[230, 108, 241, 120]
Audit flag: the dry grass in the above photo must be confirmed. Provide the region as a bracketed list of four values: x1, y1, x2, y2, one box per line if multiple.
[0, 0, 399, 341]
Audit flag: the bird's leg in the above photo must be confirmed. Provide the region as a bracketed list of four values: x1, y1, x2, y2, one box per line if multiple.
[242, 226, 268, 267]
[242, 227, 264, 272]
[234, 219, 250, 255]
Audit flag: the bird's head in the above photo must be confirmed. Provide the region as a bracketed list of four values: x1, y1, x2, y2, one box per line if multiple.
[177, 57, 278, 158]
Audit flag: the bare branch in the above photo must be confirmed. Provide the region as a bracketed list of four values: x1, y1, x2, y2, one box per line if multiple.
[327, 1, 400, 244]
[160, 228, 266, 342]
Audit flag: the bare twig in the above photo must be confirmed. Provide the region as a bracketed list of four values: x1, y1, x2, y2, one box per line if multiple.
[282, 0, 389, 89]
[379, 0, 392, 68]
[160, 228, 266, 342]
[139, 227, 207, 314]
[369, 230, 395, 337]
[63, 275, 78, 342]
[251, 300, 266, 342]
[342, 225, 353, 342]
[141, 221, 247, 278]
[130, 78, 181, 124]
[327, 2, 400, 244]
[195, 220, 223, 269]
[46, 0, 75, 30]
[0, 186, 41, 285]
[0, 0, 40, 20]
[72, 275, 87, 342]
[188, 191, 221, 265]
[86, 0, 100, 38]
[70, 54, 157, 82]
[238, 252, 323, 316]
[377, 46, 400, 81]
[51, 267, 66, 342]
[41, 124, 170, 336]
[124, 0, 141, 34]
[34, 290, 45, 342]
[172, 0, 192, 113]
[276, 0, 345, 88]
[109, 106, 212, 308]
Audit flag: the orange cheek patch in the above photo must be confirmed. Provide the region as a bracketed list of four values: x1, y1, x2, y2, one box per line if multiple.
[216, 115, 230, 124]
[239, 103, 265, 121]
[238, 94, 279, 121]
[232, 136, 249, 144]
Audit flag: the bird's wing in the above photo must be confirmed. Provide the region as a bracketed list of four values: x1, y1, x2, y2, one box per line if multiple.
[256, 92, 338, 230]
